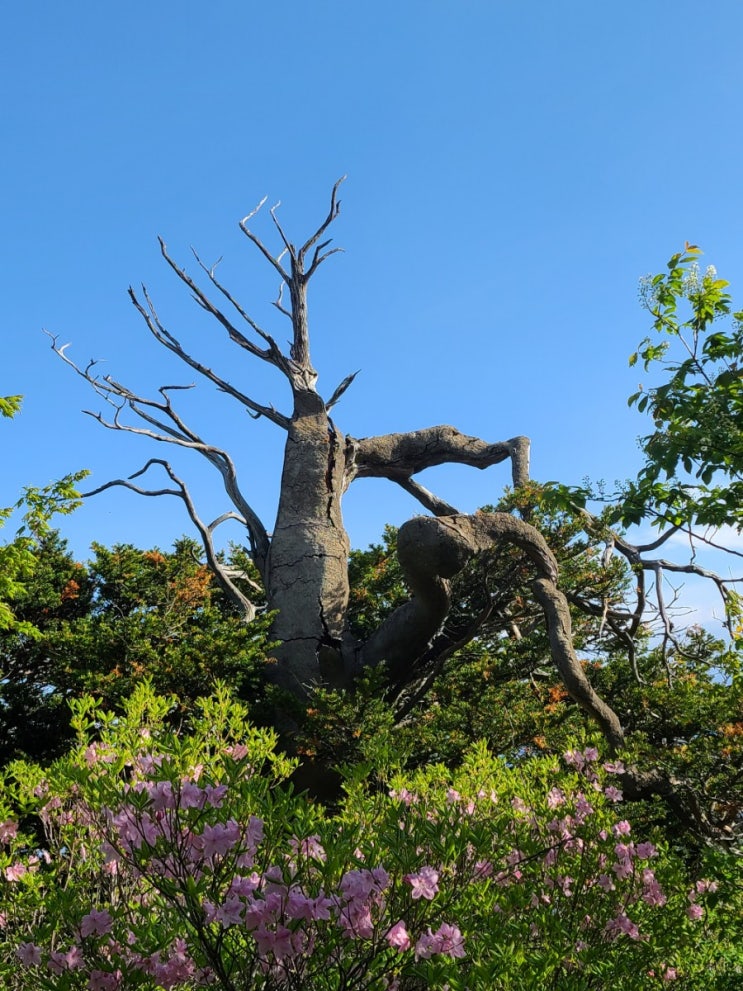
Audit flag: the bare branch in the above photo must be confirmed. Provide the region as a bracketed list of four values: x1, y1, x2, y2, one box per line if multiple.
[128, 285, 290, 428]
[300, 176, 346, 277]
[325, 370, 360, 411]
[272, 282, 292, 320]
[239, 197, 291, 282]
[187, 245, 294, 375]
[395, 477, 460, 516]
[49, 336, 271, 570]
[85, 460, 259, 621]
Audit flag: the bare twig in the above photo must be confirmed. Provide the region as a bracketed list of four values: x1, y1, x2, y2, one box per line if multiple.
[84, 459, 259, 621]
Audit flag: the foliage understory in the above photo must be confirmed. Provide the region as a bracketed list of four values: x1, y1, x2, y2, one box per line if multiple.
[1, 683, 741, 991]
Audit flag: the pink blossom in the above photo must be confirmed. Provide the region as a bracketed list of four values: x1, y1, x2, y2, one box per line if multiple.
[663, 967, 678, 981]
[340, 867, 390, 901]
[636, 841, 658, 859]
[415, 924, 465, 959]
[5, 862, 27, 882]
[199, 820, 240, 860]
[389, 787, 417, 805]
[0, 820, 18, 844]
[473, 859, 493, 878]
[597, 873, 615, 892]
[604, 785, 623, 802]
[563, 749, 585, 770]
[65, 944, 85, 970]
[612, 859, 633, 881]
[80, 908, 113, 938]
[215, 896, 244, 927]
[290, 834, 327, 861]
[145, 780, 176, 812]
[179, 780, 204, 809]
[309, 893, 334, 921]
[405, 865, 439, 900]
[432, 922, 466, 958]
[612, 820, 631, 837]
[687, 904, 704, 921]
[228, 872, 261, 898]
[445, 788, 461, 804]
[16, 942, 42, 967]
[695, 879, 718, 894]
[386, 920, 411, 951]
[88, 968, 123, 990]
[605, 912, 640, 940]
[511, 795, 529, 813]
[47, 950, 67, 975]
[603, 759, 625, 774]
[253, 926, 294, 960]
[546, 787, 566, 809]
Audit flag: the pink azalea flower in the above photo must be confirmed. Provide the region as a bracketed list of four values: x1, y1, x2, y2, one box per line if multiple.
[603, 759, 625, 774]
[47, 950, 67, 975]
[636, 841, 657, 859]
[254, 924, 296, 961]
[0, 820, 18, 844]
[146, 780, 176, 812]
[16, 942, 42, 967]
[80, 908, 113, 938]
[65, 944, 85, 970]
[613, 820, 632, 837]
[386, 920, 411, 951]
[433, 922, 466, 958]
[604, 785, 623, 802]
[204, 784, 228, 808]
[687, 904, 704, 921]
[5, 862, 27, 882]
[88, 968, 123, 990]
[405, 865, 439, 900]
[179, 780, 204, 809]
[199, 820, 240, 860]
[605, 912, 640, 940]
[215, 896, 244, 927]
[290, 834, 327, 861]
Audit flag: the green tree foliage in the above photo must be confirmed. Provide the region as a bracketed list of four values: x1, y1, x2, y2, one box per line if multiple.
[624, 244, 743, 528]
[1, 395, 86, 634]
[0, 536, 274, 764]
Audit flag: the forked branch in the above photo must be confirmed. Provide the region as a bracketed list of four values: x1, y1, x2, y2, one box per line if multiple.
[85, 459, 260, 621]
[47, 334, 271, 571]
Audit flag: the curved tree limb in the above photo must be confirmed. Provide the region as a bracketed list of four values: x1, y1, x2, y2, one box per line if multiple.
[358, 511, 625, 752]
[352, 428, 530, 490]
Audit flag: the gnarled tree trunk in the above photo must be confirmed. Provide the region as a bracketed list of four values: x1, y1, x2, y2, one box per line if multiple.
[54, 180, 731, 837]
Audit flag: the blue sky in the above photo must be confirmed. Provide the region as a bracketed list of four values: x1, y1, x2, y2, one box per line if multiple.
[3, 1, 743, 563]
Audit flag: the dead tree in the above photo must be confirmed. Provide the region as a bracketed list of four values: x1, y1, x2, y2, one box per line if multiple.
[50, 181, 738, 836]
